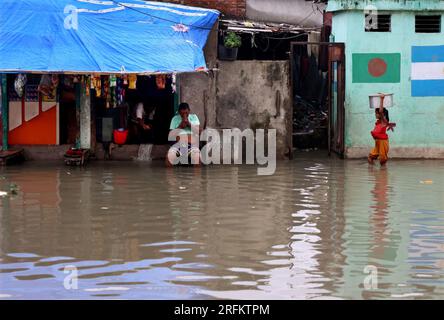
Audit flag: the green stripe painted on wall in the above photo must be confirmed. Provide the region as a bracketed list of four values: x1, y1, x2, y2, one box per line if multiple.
[352, 53, 401, 83]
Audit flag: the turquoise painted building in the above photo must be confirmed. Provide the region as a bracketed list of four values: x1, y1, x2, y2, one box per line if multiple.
[327, 0, 444, 158]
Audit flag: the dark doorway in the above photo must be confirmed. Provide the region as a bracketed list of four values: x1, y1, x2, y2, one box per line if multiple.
[130, 76, 175, 145]
[59, 76, 78, 145]
[290, 42, 345, 157]
[94, 75, 175, 146]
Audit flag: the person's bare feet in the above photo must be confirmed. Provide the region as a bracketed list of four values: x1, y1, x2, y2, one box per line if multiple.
[368, 156, 375, 165]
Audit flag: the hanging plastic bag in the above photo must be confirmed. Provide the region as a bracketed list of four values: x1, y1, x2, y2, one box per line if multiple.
[14, 74, 27, 97]
[171, 73, 177, 93]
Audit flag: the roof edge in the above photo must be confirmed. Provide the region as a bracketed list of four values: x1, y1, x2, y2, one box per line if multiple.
[327, 0, 444, 13]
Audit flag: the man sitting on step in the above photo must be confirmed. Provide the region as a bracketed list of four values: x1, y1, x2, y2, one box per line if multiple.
[166, 103, 201, 166]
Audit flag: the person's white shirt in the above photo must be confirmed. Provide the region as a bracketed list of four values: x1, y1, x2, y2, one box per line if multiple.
[135, 102, 145, 120]
[136, 102, 155, 120]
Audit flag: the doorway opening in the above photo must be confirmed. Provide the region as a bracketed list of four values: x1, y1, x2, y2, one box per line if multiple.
[93, 75, 175, 147]
[290, 42, 345, 157]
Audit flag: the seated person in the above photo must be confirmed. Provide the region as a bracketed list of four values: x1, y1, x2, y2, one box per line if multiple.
[166, 103, 201, 166]
[131, 101, 155, 144]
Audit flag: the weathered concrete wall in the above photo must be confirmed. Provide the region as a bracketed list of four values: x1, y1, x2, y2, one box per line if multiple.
[215, 60, 292, 159]
[330, 7, 444, 158]
[246, 0, 325, 26]
[178, 60, 292, 160]
[178, 72, 217, 129]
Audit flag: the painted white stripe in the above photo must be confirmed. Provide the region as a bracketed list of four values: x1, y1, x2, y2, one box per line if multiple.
[77, 6, 125, 14]
[9, 101, 22, 131]
[25, 102, 39, 122]
[77, 0, 114, 5]
[411, 62, 444, 80]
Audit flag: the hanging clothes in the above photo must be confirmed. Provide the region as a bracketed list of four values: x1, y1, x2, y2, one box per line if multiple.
[110, 75, 117, 108]
[92, 75, 101, 97]
[156, 74, 166, 90]
[171, 73, 177, 93]
[102, 76, 111, 108]
[128, 74, 137, 89]
[116, 76, 125, 105]
[85, 76, 91, 97]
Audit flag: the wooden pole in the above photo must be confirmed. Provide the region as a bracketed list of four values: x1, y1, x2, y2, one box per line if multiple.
[1, 74, 8, 151]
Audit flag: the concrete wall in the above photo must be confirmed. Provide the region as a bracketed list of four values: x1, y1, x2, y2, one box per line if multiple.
[216, 60, 292, 160]
[330, 6, 444, 158]
[179, 60, 292, 160]
[246, 0, 325, 26]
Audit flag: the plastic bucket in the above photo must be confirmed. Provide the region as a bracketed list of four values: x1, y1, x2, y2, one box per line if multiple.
[369, 94, 393, 109]
[113, 129, 128, 145]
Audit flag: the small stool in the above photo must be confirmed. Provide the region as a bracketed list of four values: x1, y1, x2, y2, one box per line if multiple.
[64, 148, 90, 166]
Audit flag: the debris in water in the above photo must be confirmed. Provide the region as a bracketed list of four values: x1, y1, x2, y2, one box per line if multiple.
[179, 186, 186, 190]
[101, 207, 109, 210]
[420, 180, 433, 185]
[0, 191, 8, 197]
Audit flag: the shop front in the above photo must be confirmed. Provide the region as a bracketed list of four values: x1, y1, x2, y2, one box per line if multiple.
[0, 0, 219, 161]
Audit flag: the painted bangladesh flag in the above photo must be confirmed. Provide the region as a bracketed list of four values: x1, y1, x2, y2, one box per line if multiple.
[352, 53, 401, 83]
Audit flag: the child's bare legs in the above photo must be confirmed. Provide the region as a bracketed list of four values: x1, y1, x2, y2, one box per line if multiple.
[379, 155, 388, 166]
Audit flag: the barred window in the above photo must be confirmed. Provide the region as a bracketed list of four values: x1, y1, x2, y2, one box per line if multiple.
[415, 15, 441, 33]
[365, 14, 391, 32]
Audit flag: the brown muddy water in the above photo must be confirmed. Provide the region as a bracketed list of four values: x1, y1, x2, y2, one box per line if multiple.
[0, 153, 444, 300]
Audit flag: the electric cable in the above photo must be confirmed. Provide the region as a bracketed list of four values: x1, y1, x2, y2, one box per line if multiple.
[109, 0, 216, 30]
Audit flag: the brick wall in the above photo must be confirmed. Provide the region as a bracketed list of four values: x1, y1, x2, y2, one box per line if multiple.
[156, 0, 246, 18]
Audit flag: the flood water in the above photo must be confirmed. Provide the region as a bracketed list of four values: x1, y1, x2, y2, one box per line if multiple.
[0, 153, 444, 300]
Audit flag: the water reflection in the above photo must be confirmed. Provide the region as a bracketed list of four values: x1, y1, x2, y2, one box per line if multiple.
[0, 156, 443, 299]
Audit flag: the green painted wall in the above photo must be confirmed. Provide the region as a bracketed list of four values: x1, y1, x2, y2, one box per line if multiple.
[328, 0, 444, 12]
[329, 5, 444, 155]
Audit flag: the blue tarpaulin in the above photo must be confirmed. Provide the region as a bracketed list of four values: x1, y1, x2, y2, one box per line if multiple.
[0, 0, 219, 73]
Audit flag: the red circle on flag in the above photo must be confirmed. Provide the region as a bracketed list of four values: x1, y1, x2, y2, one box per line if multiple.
[368, 58, 387, 78]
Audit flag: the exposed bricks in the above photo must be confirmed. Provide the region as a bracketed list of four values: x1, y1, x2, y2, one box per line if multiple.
[156, 0, 246, 18]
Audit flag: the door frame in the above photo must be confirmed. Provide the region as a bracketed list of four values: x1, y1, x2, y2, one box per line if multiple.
[290, 42, 346, 157]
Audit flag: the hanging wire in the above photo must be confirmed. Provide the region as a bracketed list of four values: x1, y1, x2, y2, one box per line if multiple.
[108, 0, 215, 30]
[264, 33, 309, 40]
